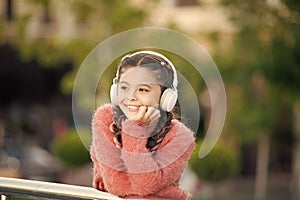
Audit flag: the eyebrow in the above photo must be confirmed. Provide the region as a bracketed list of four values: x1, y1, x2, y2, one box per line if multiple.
[118, 81, 130, 85]
[118, 81, 155, 88]
[137, 84, 153, 90]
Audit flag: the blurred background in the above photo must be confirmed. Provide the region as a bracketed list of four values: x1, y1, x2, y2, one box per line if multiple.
[0, 0, 299, 200]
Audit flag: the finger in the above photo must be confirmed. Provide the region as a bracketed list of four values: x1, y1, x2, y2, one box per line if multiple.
[135, 106, 147, 120]
[148, 112, 161, 127]
[151, 112, 161, 123]
[150, 109, 160, 120]
[144, 107, 156, 119]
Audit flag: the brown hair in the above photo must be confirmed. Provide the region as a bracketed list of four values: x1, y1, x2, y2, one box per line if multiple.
[112, 51, 176, 151]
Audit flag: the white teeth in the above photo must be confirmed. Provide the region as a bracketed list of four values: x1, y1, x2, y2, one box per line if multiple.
[127, 105, 139, 111]
[127, 105, 138, 109]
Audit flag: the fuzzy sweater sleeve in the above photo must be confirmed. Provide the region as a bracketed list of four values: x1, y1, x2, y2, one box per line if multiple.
[120, 119, 195, 196]
[90, 104, 132, 196]
[91, 104, 126, 170]
[91, 105, 195, 198]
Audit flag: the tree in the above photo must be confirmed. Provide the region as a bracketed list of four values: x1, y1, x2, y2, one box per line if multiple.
[219, 0, 300, 199]
[1, 0, 150, 93]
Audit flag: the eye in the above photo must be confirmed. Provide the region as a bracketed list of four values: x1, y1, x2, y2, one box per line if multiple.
[119, 84, 129, 92]
[121, 86, 128, 91]
[138, 87, 150, 92]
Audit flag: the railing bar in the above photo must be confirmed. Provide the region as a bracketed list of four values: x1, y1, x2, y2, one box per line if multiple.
[1, 187, 91, 200]
[1, 188, 84, 200]
[0, 177, 122, 200]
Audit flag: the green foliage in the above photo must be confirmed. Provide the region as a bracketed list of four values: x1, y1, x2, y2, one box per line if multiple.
[2, 0, 150, 95]
[282, 0, 300, 12]
[220, 0, 300, 98]
[72, 0, 147, 31]
[104, 0, 147, 33]
[263, 26, 300, 95]
[189, 141, 241, 182]
[215, 0, 300, 145]
[52, 128, 91, 167]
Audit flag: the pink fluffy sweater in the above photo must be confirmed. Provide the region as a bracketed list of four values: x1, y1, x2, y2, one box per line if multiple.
[90, 104, 195, 200]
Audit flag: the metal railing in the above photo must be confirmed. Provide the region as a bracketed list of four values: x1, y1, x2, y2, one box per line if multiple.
[0, 177, 123, 200]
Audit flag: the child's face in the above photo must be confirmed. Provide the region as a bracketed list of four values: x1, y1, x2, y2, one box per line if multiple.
[117, 67, 162, 119]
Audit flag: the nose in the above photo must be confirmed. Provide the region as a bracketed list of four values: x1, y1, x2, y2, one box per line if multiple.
[127, 90, 137, 101]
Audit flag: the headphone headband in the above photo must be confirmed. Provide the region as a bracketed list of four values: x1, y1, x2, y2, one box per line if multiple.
[130, 50, 178, 89]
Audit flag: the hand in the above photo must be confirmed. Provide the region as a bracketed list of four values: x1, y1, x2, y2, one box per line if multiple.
[130, 106, 161, 127]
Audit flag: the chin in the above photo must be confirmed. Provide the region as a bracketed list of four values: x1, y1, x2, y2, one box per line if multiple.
[119, 106, 134, 118]
[125, 111, 137, 119]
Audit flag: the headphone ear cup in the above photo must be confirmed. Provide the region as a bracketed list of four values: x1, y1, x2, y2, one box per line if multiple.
[110, 83, 118, 105]
[160, 88, 178, 112]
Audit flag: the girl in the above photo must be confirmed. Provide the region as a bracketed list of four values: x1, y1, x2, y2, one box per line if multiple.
[90, 50, 195, 200]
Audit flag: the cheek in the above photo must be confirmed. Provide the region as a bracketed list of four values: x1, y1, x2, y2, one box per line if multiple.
[117, 91, 129, 103]
[143, 93, 161, 105]
[144, 87, 162, 105]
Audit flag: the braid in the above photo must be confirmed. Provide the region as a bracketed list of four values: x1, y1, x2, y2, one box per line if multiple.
[146, 111, 173, 151]
[112, 106, 125, 145]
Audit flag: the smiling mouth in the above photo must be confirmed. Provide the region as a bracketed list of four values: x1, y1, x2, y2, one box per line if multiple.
[127, 105, 140, 112]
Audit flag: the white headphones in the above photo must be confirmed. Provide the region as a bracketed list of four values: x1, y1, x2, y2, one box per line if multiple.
[110, 51, 178, 112]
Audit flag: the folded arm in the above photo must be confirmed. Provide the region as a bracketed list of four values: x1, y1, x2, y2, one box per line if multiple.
[121, 120, 195, 195]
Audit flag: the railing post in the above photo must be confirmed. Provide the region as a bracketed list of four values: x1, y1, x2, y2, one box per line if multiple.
[1, 195, 10, 200]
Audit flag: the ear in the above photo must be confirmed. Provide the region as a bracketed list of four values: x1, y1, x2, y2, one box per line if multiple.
[160, 88, 178, 112]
